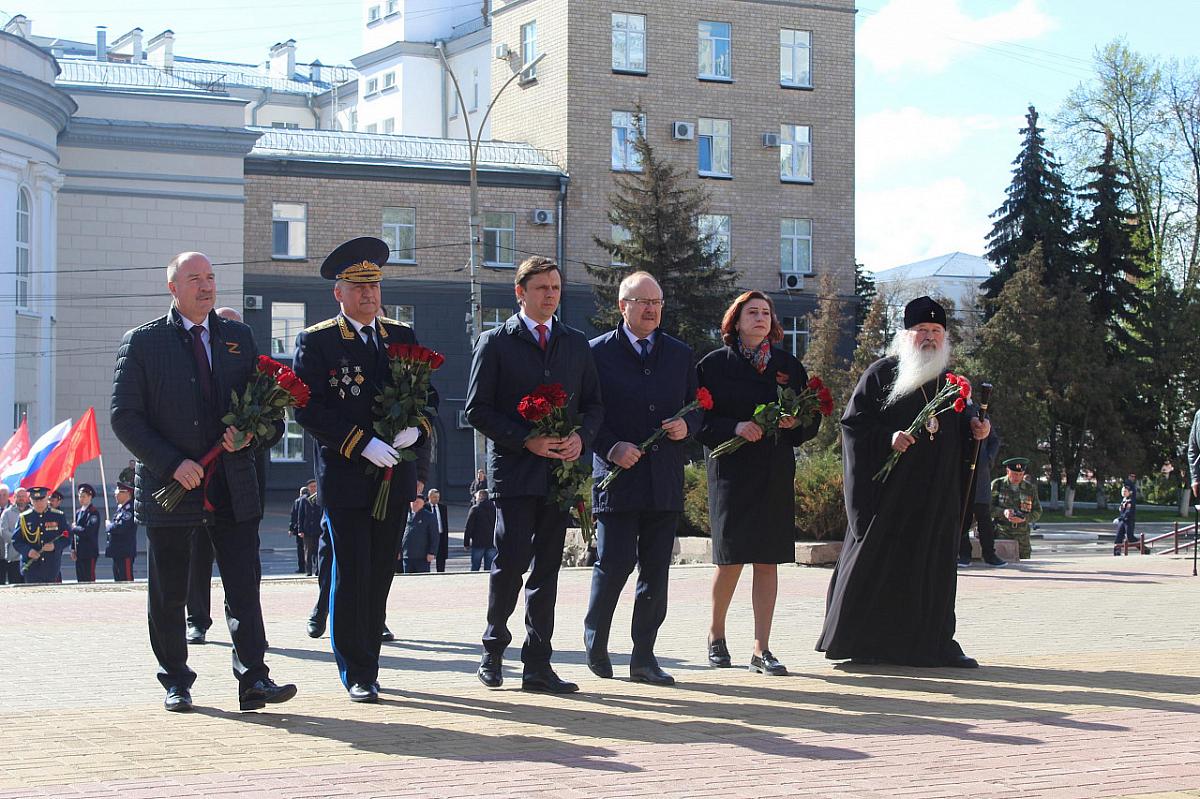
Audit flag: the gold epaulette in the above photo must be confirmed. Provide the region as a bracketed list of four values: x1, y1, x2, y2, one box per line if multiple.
[304, 318, 339, 334]
[378, 316, 409, 328]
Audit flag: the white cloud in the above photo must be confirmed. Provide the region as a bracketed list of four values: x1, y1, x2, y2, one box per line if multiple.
[859, 0, 1056, 75]
[857, 177, 994, 271]
[857, 107, 1013, 181]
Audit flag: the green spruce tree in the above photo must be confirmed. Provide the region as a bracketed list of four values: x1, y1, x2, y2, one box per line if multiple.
[801, 274, 852, 450]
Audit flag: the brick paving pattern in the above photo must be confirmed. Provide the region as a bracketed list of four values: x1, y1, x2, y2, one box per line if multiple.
[1, 554, 1197, 798]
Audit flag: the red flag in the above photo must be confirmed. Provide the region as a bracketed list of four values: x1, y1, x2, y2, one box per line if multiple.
[0, 420, 30, 475]
[22, 408, 101, 490]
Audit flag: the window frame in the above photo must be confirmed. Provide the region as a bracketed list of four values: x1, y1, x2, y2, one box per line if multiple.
[482, 212, 517, 268]
[367, 5, 381, 23]
[698, 213, 731, 268]
[383, 117, 395, 134]
[781, 316, 810, 358]
[481, 306, 510, 331]
[385, 0, 398, 16]
[271, 201, 307, 260]
[382, 207, 417, 264]
[697, 117, 732, 178]
[382, 71, 396, 90]
[611, 12, 647, 74]
[609, 224, 631, 266]
[611, 110, 645, 172]
[698, 21, 732, 81]
[780, 28, 813, 88]
[780, 218, 813, 275]
[13, 402, 30, 431]
[365, 77, 379, 95]
[271, 413, 306, 462]
[15, 187, 31, 311]
[520, 21, 538, 81]
[780, 124, 813, 183]
[270, 301, 306, 357]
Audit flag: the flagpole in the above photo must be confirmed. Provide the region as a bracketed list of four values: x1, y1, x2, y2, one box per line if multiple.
[71, 476, 77, 518]
[98, 454, 111, 522]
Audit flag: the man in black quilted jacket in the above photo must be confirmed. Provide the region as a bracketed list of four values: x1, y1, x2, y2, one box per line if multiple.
[111, 251, 296, 714]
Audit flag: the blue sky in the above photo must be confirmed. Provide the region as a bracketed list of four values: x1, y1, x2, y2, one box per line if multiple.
[21, 0, 1200, 271]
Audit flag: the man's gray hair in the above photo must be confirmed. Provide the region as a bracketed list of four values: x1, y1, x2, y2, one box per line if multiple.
[166, 251, 209, 283]
[618, 271, 661, 300]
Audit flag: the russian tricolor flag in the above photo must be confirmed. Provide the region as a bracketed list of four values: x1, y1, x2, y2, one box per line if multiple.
[1, 419, 73, 492]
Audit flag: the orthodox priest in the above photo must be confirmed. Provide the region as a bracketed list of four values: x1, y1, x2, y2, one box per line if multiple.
[817, 296, 990, 668]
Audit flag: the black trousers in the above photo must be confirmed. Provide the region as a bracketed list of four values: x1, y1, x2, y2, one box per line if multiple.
[584, 510, 677, 665]
[187, 527, 214, 632]
[310, 523, 332, 624]
[75, 557, 98, 583]
[146, 520, 268, 691]
[960, 502, 997, 560]
[2, 560, 24, 584]
[295, 535, 305, 572]
[404, 557, 431, 573]
[303, 531, 319, 576]
[111, 557, 134, 581]
[483, 496, 569, 669]
[325, 506, 403, 688]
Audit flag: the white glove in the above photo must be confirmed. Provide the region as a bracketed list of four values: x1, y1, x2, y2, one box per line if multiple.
[362, 437, 400, 468]
[392, 426, 420, 450]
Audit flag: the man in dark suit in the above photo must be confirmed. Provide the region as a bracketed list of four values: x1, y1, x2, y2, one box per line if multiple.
[289, 486, 310, 574]
[400, 494, 438, 573]
[462, 489, 497, 571]
[104, 482, 137, 582]
[426, 488, 450, 572]
[69, 483, 101, 583]
[292, 237, 437, 704]
[466, 256, 604, 693]
[111, 251, 295, 713]
[585, 272, 699, 686]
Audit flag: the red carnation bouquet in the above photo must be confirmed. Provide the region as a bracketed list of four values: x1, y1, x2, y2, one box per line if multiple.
[873, 372, 971, 483]
[154, 355, 311, 512]
[519, 383, 593, 541]
[370, 343, 445, 520]
[709, 376, 834, 459]
[596, 388, 714, 492]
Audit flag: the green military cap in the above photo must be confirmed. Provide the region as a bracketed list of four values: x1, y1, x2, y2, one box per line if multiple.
[27, 486, 49, 500]
[1002, 457, 1030, 471]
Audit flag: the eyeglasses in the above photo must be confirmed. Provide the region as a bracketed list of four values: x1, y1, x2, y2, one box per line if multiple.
[622, 297, 665, 308]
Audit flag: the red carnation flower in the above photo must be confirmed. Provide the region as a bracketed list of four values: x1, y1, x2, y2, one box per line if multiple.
[427, 350, 446, 370]
[953, 397, 967, 413]
[808, 376, 824, 391]
[696, 387, 714, 411]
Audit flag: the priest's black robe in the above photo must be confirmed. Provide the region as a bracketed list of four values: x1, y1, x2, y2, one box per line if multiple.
[816, 356, 974, 665]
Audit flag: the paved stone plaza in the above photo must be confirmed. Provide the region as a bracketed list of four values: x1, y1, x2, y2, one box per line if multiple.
[1, 554, 1198, 798]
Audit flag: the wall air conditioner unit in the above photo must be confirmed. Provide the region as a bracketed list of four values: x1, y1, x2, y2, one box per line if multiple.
[780, 273, 804, 291]
[456, 410, 472, 430]
[762, 132, 781, 148]
[243, 294, 263, 310]
[494, 43, 511, 60]
[671, 121, 695, 141]
[531, 208, 555, 225]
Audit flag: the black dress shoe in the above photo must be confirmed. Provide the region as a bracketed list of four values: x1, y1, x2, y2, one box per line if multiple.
[983, 553, 1007, 567]
[630, 662, 675, 686]
[478, 653, 503, 688]
[307, 617, 325, 638]
[749, 650, 788, 676]
[708, 638, 732, 668]
[522, 667, 579, 694]
[239, 678, 298, 711]
[164, 686, 193, 713]
[380, 625, 395, 642]
[349, 683, 379, 703]
[585, 642, 613, 679]
[944, 654, 979, 668]
[186, 625, 206, 645]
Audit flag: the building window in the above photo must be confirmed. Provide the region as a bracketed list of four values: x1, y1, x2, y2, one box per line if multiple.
[471, 68, 480, 112]
[270, 302, 306, 356]
[271, 414, 305, 462]
[780, 29, 812, 87]
[272, 202, 307, 258]
[698, 118, 732, 177]
[612, 12, 646, 73]
[481, 306, 510, 331]
[698, 214, 731, 268]
[385, 0, 398, 15]
[448, 80, 459, 118]
[365, 123, 378, 133]
[520, 21, 538, 80]
[383, 118, 395, 133]
[781, 125, 812, 182]
[383, 71, 396, 90]
[610, 224, 631, 266]
[781, 218, 813, 274]
[382, 207, 416, 263]
[270, 121, 300, 129]
[698, 21, 731, 80]
[365, 77, 379, 95]
[385, 304, 415, 326]
[483, 212, 516, 267]
[611, 111, 645, 172]
[781, 316, 809, 357]
[13, 402, 30, 430]
[15, 187, 31, 311]
[367, 5, 381, 23]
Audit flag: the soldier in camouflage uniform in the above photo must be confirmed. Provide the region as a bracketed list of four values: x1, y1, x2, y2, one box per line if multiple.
[991, 457, 1041, 559]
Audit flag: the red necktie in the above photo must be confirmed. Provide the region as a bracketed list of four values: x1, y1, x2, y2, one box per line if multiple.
[535, 323, 548, 350]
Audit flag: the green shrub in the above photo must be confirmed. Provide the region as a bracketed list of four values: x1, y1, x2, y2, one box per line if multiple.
[681, 461, 710, 537]
[794, 449, 846, 540]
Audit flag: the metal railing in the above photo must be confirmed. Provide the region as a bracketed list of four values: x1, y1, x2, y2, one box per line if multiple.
[57, 60, 357, 96]
[1142, 522, 1200, 555]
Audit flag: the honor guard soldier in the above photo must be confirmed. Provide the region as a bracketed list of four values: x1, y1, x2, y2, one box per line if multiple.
[293, 236, 438, 704]
[991, 457, 1042, 560]
[105, 481, 138, 581]
[70, 483, 102, 582]
[12, 487, 69, 584]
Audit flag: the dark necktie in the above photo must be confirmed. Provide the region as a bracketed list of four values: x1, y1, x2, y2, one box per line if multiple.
[637, 338, 651, 362]
[190, 326, 213, 399]
[535, 323, 548, 350]
[363, 324, 378, 355]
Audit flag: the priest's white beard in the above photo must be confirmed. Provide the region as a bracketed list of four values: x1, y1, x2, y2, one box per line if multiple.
[882, 331, 951, 409]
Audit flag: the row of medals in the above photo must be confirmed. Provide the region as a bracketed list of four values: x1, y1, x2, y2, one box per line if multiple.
[329, 365, 365, 399]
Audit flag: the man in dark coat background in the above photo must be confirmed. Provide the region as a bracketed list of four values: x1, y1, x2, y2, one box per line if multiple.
[817, 296, 990, 668]
[111, 251, 295, 713]
[466, 255, 603, 694]
[462, 489, 497, 571]
[585, 272, 699, 687]
[69, 483, 101, 583]
[427, 489, 449, 572]
[400, 494, 438, 573]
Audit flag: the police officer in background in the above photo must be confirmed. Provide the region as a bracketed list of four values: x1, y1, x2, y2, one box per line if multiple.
[292, 236, 437, 704]
[991, 457, 1042, 560]
[105, 481, 138, 581]
[10, 487, 68, 583]
[70, 483, 102, 582]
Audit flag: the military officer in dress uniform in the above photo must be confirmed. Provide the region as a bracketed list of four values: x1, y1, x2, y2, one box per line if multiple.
[11, 487, 69, 584]
[105, 481, 138, 582]
[70, 483, 102, 582]
[292, 236, 438, 704]
[991, 457, 1042, 560]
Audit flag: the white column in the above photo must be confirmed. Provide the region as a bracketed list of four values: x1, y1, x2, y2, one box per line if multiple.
[31, 163, 64, 431]
[0, 154, 24, 436]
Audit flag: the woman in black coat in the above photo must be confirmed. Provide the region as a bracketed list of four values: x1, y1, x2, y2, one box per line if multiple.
[696, 291, 820, 676]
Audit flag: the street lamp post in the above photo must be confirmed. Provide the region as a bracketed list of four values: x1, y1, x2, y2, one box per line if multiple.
[438, 44, 545, 472]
